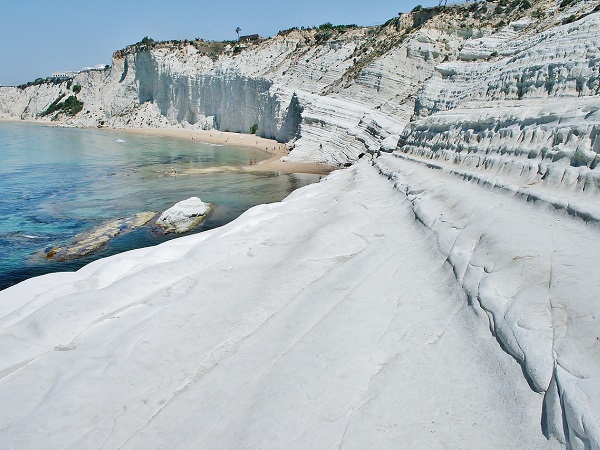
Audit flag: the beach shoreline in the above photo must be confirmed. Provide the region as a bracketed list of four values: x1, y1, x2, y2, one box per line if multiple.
[0, 119, 337, 175]
[114, 126, 282, 152]
[113, 127, 336, 175]
[0, 117, 52, 125]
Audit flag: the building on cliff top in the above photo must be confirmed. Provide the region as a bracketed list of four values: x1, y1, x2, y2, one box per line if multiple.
[51, 71, 77, 79]
[239, 34, 263, 43]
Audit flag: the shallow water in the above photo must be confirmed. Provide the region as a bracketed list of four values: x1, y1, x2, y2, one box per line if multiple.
[0, 122, 321, 290]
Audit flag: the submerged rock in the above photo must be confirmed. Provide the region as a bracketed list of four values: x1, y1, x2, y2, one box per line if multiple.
[155, 197, 210, 233]
[46, 211, 156, 261]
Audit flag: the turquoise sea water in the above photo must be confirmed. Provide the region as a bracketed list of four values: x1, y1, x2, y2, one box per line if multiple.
[0, 122, 321, 290]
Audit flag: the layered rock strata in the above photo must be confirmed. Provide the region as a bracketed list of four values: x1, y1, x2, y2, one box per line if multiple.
[4, 0, 595, 168]
[1, 0, 600, 446]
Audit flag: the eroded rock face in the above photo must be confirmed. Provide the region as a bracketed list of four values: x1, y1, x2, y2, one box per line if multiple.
[155, 197, 210, 233]
[2, 1, 598, 169]
[1, 2, 600, 446]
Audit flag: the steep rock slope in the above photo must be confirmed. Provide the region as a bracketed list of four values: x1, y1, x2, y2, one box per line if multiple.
[6, 0, 597, 166]
[375, 152, 600, 448]
[401, 12, 600, 196]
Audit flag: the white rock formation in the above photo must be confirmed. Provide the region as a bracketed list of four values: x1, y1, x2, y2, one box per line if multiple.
[374, 151, 600, 448]
[0, 163, 568, 448]
[1, 0, 600, 446]
[155, 197, 209, 233]
[3, 0, 597, 168]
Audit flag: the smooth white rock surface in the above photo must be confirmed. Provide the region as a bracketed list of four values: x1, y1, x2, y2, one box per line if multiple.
[1, 3, 600, 447]
[155, 197, 209, 233]
[374, 153, 600, 448]
[0, 163, 566, 449]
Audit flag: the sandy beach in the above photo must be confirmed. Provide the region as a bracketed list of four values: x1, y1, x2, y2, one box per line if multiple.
[115, 127, 336, 175]
[0, 119, 336, 175]
[0, 118, 338, 175]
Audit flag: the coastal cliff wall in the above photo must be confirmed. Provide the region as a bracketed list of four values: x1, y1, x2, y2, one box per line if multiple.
[1, 0, 600, 446]
[3, 0, 598, 168]
[400, 11, 600, 194]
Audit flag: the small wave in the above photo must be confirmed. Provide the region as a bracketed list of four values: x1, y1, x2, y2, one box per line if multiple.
[115, 138, 125, 143]
[1, 232, 44, 241]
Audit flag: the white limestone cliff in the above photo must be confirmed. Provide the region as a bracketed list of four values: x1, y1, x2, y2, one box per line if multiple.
[1, 0, 600, 446]
[3, 1, 596, 167]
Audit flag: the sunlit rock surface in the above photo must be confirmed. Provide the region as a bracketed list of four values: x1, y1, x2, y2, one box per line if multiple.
[3, 0, 595, 168]
[1, 0, 600, 447]
[0, 163, 568, 449]
[155, 197, 210, 233]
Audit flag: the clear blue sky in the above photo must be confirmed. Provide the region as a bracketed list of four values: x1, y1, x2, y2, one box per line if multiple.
[1, 0, 439, 86]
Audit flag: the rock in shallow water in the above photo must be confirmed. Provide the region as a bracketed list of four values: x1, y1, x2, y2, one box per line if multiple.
[46, 211, 157, 260]
[155, 197, 210, 233]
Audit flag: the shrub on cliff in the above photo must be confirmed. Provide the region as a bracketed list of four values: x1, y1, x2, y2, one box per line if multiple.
[315, 31, 332, 43]
[62, 95, 84, 115]
[40, 94, 66, 116]
[279, 23, 358, 38]
[40, 94, 84, 117]
[277, 27, 299, 36]
[18, 77, 64, 90]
